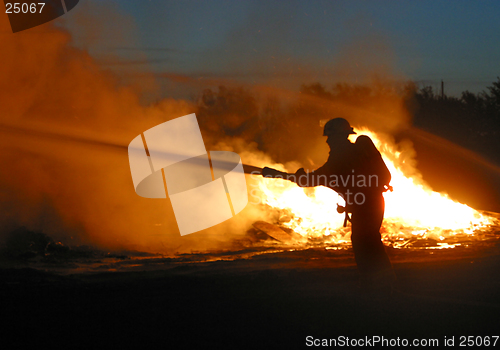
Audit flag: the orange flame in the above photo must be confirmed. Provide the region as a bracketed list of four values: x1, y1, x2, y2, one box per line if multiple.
[257, 128, 494, 248]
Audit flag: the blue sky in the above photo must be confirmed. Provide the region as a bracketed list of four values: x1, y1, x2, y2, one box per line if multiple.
[66, 0, 500, 97]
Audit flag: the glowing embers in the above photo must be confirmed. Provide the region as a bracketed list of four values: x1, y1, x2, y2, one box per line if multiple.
[255, 128, 496, 249]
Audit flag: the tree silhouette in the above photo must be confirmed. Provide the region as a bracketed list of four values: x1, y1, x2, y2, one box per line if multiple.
[414, 77, 500, 164]
[196, 78, 500, 166]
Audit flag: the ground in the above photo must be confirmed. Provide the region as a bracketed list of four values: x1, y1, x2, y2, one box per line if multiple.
[1, 242, 499, 349]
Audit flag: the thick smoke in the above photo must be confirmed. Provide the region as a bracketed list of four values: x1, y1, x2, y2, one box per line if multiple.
[0, 13, 198, 253]
[197, 82, 414, 171]
[0, 4, 418, 255]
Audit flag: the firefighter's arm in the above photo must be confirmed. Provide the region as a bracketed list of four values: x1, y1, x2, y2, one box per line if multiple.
[292, 164, 330, 187]
[261, 166, 326, 187]
[261, 167, 292, 179]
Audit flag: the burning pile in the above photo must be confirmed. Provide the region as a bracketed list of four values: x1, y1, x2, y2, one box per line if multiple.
[255, 128, 496, 249]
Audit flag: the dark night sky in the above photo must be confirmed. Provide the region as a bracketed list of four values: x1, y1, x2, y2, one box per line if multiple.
[62, 0, 500, 97]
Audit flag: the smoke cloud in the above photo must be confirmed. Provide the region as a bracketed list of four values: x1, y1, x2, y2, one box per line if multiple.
[0, 11, 198, 253]
[0, 3, 418, 255]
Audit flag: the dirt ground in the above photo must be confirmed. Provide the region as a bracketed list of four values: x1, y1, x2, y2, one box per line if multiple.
[1, 242, 499, 349]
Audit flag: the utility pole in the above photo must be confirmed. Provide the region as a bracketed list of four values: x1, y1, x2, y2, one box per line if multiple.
[441, 80, 444, 99]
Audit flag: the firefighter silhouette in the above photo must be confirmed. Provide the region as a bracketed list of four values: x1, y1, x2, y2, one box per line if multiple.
[264, 118, 394, 287]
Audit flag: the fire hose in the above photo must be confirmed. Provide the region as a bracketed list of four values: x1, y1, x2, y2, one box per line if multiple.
[242, 164, 290, 178]
[243, 165, 354, 225]
[243, 165, 393, 227]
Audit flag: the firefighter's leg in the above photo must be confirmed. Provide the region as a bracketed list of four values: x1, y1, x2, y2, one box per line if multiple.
[350, 196, 393, 278]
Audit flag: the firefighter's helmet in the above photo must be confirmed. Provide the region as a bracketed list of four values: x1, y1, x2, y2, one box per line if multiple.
[323, 118, 356, 136]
